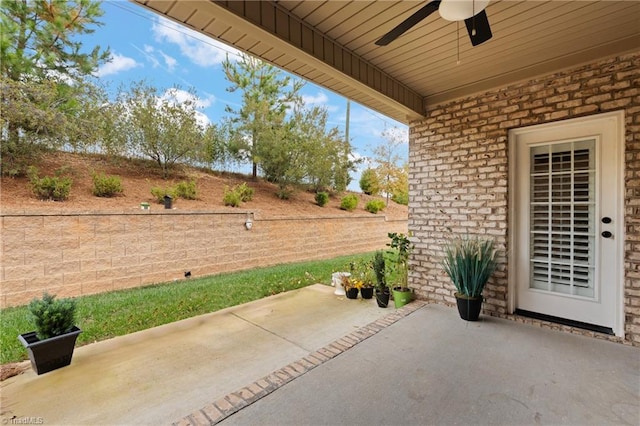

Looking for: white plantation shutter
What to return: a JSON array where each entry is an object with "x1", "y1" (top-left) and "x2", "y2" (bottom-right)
[{"x1": 529, "y1": 140, "x2": 595, "y2": 298}]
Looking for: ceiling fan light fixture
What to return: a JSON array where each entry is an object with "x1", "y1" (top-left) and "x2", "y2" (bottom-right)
[{"x1": 439, "y1": 0, "x2": 490, "y2": 21}]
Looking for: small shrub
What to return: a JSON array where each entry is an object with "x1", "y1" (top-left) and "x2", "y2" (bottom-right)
[
  {"x1": 223, "y1": 186, "x2": 241, "y2": 207},
  {"x1": 392, "y1": 191, "x2": 409, "y2": 206},
  {"x1": 174, "y1": 180, "x2": 198, "y2": 200},
  {"x1": 315, "y1": 191, "x2": 329, "y2": 207},
  {"x1": 151, "y1": 186, "x2": 175, "y2": 204},
  {"x1": 276, "y1": 187, "x2": 293, "y2": 200},
  {"x1": 92, "y1": 172, "x2": 123, "y2": 197},
  {"x1": 340, "y1": 194, "x2": 359, "y2": 211},
  {"x1": 236, "y1": 182, "x2": 254, "y2": 202},
  {"x1": 27, "y1": 166, "x2": 72, "y2": 201},
  {"x1": 359, "y1": 168, "x2": 380, "y2": 195},
  {"x1": 365, "y1": 199, "x2": 386, "y2": 214},
  {"x1": 222, "y1": 182, "x2": 253, "y2": 206},
  {"x1": 28, "y1": 293, "x2": 77, "y2": 340}
]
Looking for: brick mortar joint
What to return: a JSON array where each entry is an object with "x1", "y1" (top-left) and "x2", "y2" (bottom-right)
[{"x1": 173, "y1": 300, "x2": 428, "y2": 425}]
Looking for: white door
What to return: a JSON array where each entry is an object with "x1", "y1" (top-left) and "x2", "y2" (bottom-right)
[{"x1": 509, "y1": 111, "x2": 624, "y2": 336}]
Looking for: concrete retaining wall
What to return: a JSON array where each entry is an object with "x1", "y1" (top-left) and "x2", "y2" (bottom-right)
[{"x1": 0, "y1": 210, "x2": 407, "y2": 307}]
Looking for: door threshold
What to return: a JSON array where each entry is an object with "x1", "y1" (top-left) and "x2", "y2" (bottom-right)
[{"x1": 514, "y1": 309, "x2": 614, "y2": 336}]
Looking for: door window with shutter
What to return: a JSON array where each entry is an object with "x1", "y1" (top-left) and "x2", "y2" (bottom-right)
[{"x1": 529, "y1": 140, "x2": 595, "y2": 298}]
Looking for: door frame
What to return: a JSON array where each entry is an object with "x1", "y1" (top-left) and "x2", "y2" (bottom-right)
[{"x1": 507, "y1": 110, "x2": 625, "y2": 337}]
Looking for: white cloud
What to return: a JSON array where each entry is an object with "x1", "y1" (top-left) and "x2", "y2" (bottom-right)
[
  {"x1": 382, "y1": 126, "x2": 409, "y2": 145},
  {"x1": 301, "y1": 92, "x2": 328, "y2": 106},
  {"x1": 159, "y1": 51, "x2": 177, "y2": 72},
  {"x1": 162, "y1": 88, "x2": 215, "y2": 109},
  {"x1": 151, "y1": 16, "x2": 238, "y2": 67},
  {"x1": 193, "y1": 110, "x2": 212, "y2": 128},
  {"x1": 159, "y1": 88, "x2": 215, "y2": 128},
  {"x1": 140, "y1": 44, "x2": 161, "y2": 68},
  {"x1": 134, "y1": 44, "x2": 178, "y2": 75},
  {"x1": 301, "y1": 91, "x2": 340, "y2": 113},
  {"x1": 96, "y1": 53, "x2": 140, "y2": 77}
]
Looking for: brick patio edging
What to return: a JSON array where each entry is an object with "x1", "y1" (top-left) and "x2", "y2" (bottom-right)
[{"x1": 173, "y1": 300, "x2": 429, "y2": 426}]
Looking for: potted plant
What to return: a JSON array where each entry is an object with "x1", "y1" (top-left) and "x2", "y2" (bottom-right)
[
  {"x1": 358, "y1": 260, "x2": 375, "y2": 300},
  {"x1": 442, "y1": 235, "x2": 498, "y2": 321},
  {"x1": 18, "y1": 293, "x2": 82, "y2": 375},
  {"x1": 341, "y1": 273, "x2": 360, "y2": 299},
  {"x1": 372, "y1": 250, "x2": 390, "y2": 307},
  {"x1": 387, "y1": 232, "x2": 413, "y2": 308}
]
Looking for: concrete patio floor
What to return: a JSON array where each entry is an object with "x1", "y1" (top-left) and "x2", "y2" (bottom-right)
[
  {"x1": 219, "y1": 304, "x2": 640, "y2": 426},
  {"x1": 1, "y1": 284, "x2": 638, "y2": 426},
  {"x1": 0, "y1": 284, "x2": 392, "y2": 425}
]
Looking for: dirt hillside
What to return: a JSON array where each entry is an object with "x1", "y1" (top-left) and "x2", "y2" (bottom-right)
[{"x1": 0, "y1": 152, "x2": 408, "y2": 220}]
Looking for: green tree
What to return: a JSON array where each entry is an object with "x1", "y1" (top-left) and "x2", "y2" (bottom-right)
[
  {"x1": 1, "y1": 0, "x2": 110, "y2": 175},
  {"x1": 258, "y1": 104, "x2": 354, "y2": 198},
  {"x1": 259, "y1": 120, "x2": 300, "y2": 199},
  {"x1": 197, "y1": 119, "x2": 240, "y2": 172},
  {"x1": 391, "y1": 164, "x2": 409, "y2": 205},
  {"x1": 115, "y1": 82, "x2": 205, "y2": 178},
  {"x1": 93, "y1": 92, "x2": 128, "y2": 158},
  {"x1": 359, "y1": 168, "x2": 381, "y2": 195},
  {"x1": 371, "y1": 127, "x2": 408, "y2": 206},
  {"x1": 300, "y1": 106, "x2": 354, "y2": 193},
  {"x1": 222, "y1": 53, "x2": 303, "y2": 179},
  {"x1": 1, "y1": 0, "x2": 109, "y2": 80}
]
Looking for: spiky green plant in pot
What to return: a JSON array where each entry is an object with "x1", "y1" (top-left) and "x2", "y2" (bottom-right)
[{"x1": 442, "y1": 235, "x2": 498, "y2": 299}]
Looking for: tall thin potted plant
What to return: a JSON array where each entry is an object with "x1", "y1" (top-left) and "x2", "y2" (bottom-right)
[
  {"x1": 442, "y1": 235, "x2": 498, "y2": 321},
  {"x1": 372, "y1": 250, "x2": 389, "y2": 307},
  {"x1": 387, "y1": 232, "x2": 413, "y2": 308}
]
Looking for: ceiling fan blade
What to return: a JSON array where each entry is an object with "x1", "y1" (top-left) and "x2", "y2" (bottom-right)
[
  {"x1": 464, "y1": 9, "x2": 492, "y2": 46},
  {"x1": 375, "y1": 0, "x2": 442, "y2": 46}
]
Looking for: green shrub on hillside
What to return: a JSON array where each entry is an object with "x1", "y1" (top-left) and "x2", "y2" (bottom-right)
[
  {"x1": 223, "y1": 186, "x2": 241, "y2": 207},
  {"x1": 174, "y1": 180, "x2": 198, "y2": 200},
  {"x1": 276, "y1": 187, "x2": 293, "y2": 200},
  {"x1": 359, "y1": 168, "x2": 380, "y2": 195},
  {"x1": 340, "y1": 194, "x2": 359, "y2": 211},
  {"x1": 92, "y1": 172, "x2": 123, "y2": 197},
  {"x1": 150, "y1": 186, "x2": 175, "y2": 204},
  {"x1": 27, "y1": 166, "x2": 72, "y2": 201},
  {"x1": 365, "y1": 199, "x2": 386, "y2": 214},
  {"x1": 392, "y1": 191, "x2": 409, "y2": 206},
  {"x1": 236, "y1": 182, "x2": 254, "y2": 202},
  {"x1": 315, "y1": 191, "x2": 329, "y2": 207},
  {"x1": 222, "y1": 182, "x2": 253, "y2": 207}
]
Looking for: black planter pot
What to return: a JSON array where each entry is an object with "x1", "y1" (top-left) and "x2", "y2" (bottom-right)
[
  {"x1": 360, "y1": 287, "x2": 374, "y2": 299},
  {"x1": 18, "y1": 326, "x2": 82, "y2": 375},
  {"x1": 345, "y1": 288, "x2": 359, "y2": 299},
  {"x1": 375, "y1": 288, "x2": 390, "y2": 308},
  {"x1": 455, "y1": 293, "x2": 483, "y2": 321}
]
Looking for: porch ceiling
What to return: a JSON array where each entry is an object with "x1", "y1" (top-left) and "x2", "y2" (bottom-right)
[{"x1": 132, "y1": 0, "x2": 640, "y2": 124}]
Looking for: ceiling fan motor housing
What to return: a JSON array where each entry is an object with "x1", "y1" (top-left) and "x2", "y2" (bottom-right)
[{"x1": 439, "y1": 0, "x2": 490, "y2": 21}]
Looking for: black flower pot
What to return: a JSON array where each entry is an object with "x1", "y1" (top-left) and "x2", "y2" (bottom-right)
[
  {"x1": 455, "y1": 293, "x2": 483, "y2": 321},
  {"x1": 345, "y1": 288, "x2": 359, "y2": 299},
  {"x1": 18, "y1": 326, "x2": 82, "y2": 375},
  {"x1": 375, "y1": 289, "x2": 390, "y2": 308},
  {"x1": 360, "y1": 287, "x2": 374, "y2": 299}
]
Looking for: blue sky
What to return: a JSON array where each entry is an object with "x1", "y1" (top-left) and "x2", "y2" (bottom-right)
[{"x1": 84, "y1": 1, "x2": 408, "y2": 188}]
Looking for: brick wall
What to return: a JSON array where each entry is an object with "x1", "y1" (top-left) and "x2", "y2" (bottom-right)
[
  {"x1": 0, "y1": 210, "x2": 407, "y2": 308},
  {"x1": 409, "y1": 51, "x2": 640, "y2": 345}
]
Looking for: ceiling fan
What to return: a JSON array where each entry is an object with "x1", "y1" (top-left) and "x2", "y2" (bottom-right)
[{"x1": 375, "y1": 0, "x2": 492, "y2": 47}]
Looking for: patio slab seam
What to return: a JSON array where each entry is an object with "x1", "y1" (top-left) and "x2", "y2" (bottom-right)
[{"x1": 173, "y1": 300, "x2": 429, "y2": 426}]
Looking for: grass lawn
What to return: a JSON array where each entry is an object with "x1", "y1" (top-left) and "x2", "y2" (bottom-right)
[{"x1": 0, "y1": 253, "x2": 375, "y2": 365}]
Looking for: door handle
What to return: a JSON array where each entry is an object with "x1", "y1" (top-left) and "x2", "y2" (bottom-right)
[{"x1": 601, "y1": 231, "x2": 613, "y2": 238}]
